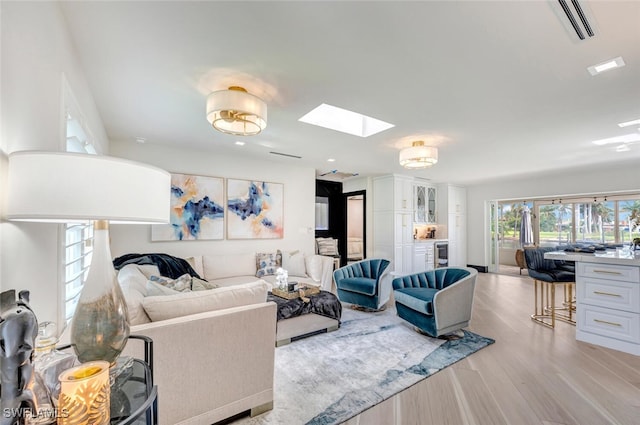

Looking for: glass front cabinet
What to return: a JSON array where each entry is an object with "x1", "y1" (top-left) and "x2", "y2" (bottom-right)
[{"x1": 414, "y1": 184, "x2": 436, "y2": 223}]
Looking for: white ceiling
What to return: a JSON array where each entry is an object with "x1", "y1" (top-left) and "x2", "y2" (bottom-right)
[{"x1": 59, "y1": 0, "x2": 640, "y2": 185}]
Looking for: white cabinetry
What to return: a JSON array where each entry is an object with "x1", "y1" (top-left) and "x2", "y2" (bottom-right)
[
  {"x1": 576, "y1": 262, "x2": 640, "y2": 355},
  {"x1": 413, "y1": 241, "x2": 435, "y2": 273},
  {"x1": 373, "y1": 175, "x2": 414, "y2": 274},
  {"x1": 414, "y1": 182, "x2": 437, "y2": 223},
  {"x1": 437, "y1": 185, "x2": 467, "y2": 267}
]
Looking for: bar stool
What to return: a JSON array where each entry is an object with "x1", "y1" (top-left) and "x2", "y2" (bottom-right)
[{"x1": 524, "y1": 247, "x2": 576, "y2": 328}]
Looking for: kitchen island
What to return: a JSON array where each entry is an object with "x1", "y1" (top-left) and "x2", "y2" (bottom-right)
[{"x1": 545, "y1": 249, "x2": 640, "y2": 355}]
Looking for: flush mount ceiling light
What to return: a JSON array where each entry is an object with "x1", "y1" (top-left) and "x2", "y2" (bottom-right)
[
  {"x1": 587, "y1": 56, "x2": 625, "y2": 76},
  {"x1": 206, "y1": 86, "x2": 267, "y2": 136},
  {"x1": 399, "y1": 141, "x2": 438, "y2": 169},
  {"x1": 299, "y1": 103, "x2": 394, "y2": 137}
]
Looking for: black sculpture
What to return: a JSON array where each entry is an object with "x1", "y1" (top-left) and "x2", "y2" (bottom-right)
[{"x1": 0, "y1": 290, "x2": 38, "y2": 425}]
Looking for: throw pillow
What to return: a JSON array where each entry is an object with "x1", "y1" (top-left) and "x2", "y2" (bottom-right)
[
  {"x1": 255, "y1": 250, "x2": 282, "y2": 278},
  {"x1": 147, "y1": 273, "x2": 193, "y2": 295},
  {"x1": 316, "y1": 237, "x2": 339, "y2": 256},
  {"x1": 281, "y1": 250, "x2": 307, "y2": 277},
  {"x1": 191, "y1": 277, "x2": 219, "y2": 291}
]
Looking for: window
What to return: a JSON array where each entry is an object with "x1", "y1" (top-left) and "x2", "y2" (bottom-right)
[
  {"x1": 497, "y1": 201, "x2": 533, "y2": 250},
  {"x1": 63, "y1": 223, "x2": 93, "y2": 322},
  {"x1": 63, "y1": 111, "x2": 95, "y2": 323},
  {"x1": 499, "y1": 195, "x2": 640, "y2": 250}
]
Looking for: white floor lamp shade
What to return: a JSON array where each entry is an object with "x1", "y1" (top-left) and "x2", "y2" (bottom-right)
[{"x1": 6, "y1": 151, "x2": 170, "y2": 364}]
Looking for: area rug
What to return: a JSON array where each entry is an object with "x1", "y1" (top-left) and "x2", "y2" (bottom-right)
[{"x1": 237, "y1": 307, "x2": 494, "y2": 425}]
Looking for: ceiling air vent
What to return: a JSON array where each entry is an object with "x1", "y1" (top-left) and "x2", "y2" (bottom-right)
[
  {"x1": 318, "y1": 170, "x2": 360, "y2": 179},
  {"x1": 558, "y1": 0, "x2": 595, "y2": 40},
  {"x1": 269, "y1": 151, "x2": 302, "y2": 159}
]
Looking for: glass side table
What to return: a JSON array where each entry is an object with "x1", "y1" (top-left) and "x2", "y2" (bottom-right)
[{"x1": 110, "y1": 358, "x2": 157, "y2": 425}]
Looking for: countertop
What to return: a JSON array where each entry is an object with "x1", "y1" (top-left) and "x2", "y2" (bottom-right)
[
  {"x1": 414, "y1": 238, "x2": 448, "y2": 243},
  {"x1": 545, "y1": 249, "x2": 640, "y2": 267}
]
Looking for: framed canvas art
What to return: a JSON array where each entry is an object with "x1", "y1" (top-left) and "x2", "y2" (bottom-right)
[
  {"x1": 227, "y1": 179, "x2": 284, "y2": 239},
  {"x1": 152, "y1": 173, "x2": 225, "y2": 241}
]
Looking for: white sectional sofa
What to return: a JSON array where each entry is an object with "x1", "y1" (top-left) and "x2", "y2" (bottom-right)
[{"x1": 116, "y1": 251, "x2": 337, "y2": 424}]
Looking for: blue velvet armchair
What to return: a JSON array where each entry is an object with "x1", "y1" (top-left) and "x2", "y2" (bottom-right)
[
  {"x1": 333, "y1": 259, "x2": 391, "y2": 310},
  {"x1": 392, "y1": 267, "x2": 478, "y2": 337}
]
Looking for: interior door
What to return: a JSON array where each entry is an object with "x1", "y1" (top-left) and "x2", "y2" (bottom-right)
[
  {"x1": 344, "y1": 191, "x2": 366, "y2": 262},
  {"x1": 488, "y1": 200, "x2": 499, "y2": 273}
]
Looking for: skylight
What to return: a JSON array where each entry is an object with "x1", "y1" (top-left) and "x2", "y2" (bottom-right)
[
  {"x1": 587, "y1": 56, "x2": 625, "y2": 76},
  {"x1": 299, "y1": 104, "x2": 394, "y2": 137},
  {"x1": 618, "y1": 118, "x2": 640, "y2": 128},
  {"x1": 591, "y1": 133, "x2": 640, "y2": 145}
]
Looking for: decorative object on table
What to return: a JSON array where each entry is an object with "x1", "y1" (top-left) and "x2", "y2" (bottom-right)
[
  {"x1": 206, "y1": 85, "x2": 267, "y2": 136},
  {"x1": 0, "y1": 289, "x2": 38, "y2": 425},
  {"x1": 151, "y1": 173, "x2": 224, "y2": 241},
  {"x1": 6, "y1": 151, "x2": 170, "y2": 365},
  {"x1": 271, "y1": 285, "x2": 320, "y2": 301},
  {"x1": 57, "y1": 361, "x2": 110, "y2": 425},
  {"x1": 227, "y1": 179, "x2": 284, "y2": 239},
  {"x1": 31, "y1": 322, "x2": 76, "y2": 421},
  {"x1": 275, "y1": 268, "x2": 288, "y2": 291}
]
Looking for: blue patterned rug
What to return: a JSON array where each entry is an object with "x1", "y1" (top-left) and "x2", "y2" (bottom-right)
[{"x1": 236, "y1": 306, "x2": 494, "y2": 425}]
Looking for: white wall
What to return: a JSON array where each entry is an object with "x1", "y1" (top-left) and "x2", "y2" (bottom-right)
[
  {"x1": 0, "y1": 1, "x2": 107, "y2": 324},
  {"x1": 466, "y1": 160, "x2": 640, "y2": 268},
  {"x1": 108, "y1": 141, "x2": 317, "y2": 260}
]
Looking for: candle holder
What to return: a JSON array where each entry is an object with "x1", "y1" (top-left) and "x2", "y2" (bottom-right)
[{"x1": 57, "y1": 361, "x2": 110, "y2": 425}]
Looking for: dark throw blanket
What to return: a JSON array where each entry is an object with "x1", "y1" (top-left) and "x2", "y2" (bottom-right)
[
  {"x1": 267, "y1": 291, "x2": 342, "y2": 322},
  {"x1": 113, "y1": 253, "x2": 202, "y2": 279}
]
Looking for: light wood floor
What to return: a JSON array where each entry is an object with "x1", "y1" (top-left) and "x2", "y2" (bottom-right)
[{"x1": 343, "y1": 272, "x2": 640, "y2": 425}]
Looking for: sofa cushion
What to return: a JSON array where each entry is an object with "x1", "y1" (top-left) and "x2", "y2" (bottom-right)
[
  {"x1": 141, "y1": 279, "x2": 270, "y2": 322},
  {"x1": 256, "y1": 251, "x2": 282, "y2": 278},
  {"x1": 149, "y1": 274, "x2": 193, "y2": 292},
  {"x1": 191, "y1": 276, "x2": 219, "y2": 291},
  {"x1": 117, "y1": 264, "x2": 152, "y2": 325},
  {"x1": 185, "y1": 256, "x2": 204, "y2": 278},
  {"x1": 282, "y1": 251, "x2": 308, "y2": 278},
  {"x1": 316, "y1": 237, "x2": 339, "y2": 256},
  {"x1": 305, "y1": 255, "x2": 323, "y2": 282},
  {"x1": 394, "y1": 287, "x2": 439, "y2": 316},
  {"x1": 337, "y1": 277, "x2": 377, "y2": 296},
  {"x1": 203, "y1": 253, "x2": 256, "y2": 280}
]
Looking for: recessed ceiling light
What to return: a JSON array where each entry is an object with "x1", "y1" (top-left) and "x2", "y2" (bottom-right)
[
  {"x1": 327, "y1": 158, "x2": 336, "y2": 162},
  {"x1": 135, "y1": 137, "x2": 146, "y2": 144},
  {"x1": 618, "y1": 118, "x2": 640, "y2": 128},
  {"x1": 235, "y1": 141, "x2": 245, "y2": 146},
  {"x1": 299, "y1": 103, "x2": 394, "y2": 137},
  {"x1": 591, "y1": 133, "x2": 640, "y2": 145},
  {"x1": 616, "y1": 144, "x2": 631, "y2": 152},
  {"x1": 587, "y1": 56, "x2": 625, "y2": 76}
]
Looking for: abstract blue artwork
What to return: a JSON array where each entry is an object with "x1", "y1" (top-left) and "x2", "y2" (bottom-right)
[
  {"x1": 152, "y1": 173, "x2": 224, "y2": 241},
  {"x1": 227, "y1": 179, "x2": 284, "y2": 239}
]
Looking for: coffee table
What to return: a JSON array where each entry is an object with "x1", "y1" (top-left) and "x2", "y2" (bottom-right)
[{"x1": 268, "y1": 290, "x2": 342, "y2": 346}]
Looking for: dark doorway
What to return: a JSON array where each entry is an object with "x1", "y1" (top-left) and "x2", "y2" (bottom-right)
[{"x1": 315, "y1": 180, "x2": 345, "y2": 265}]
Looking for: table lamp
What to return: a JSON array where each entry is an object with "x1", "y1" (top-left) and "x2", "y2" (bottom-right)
[{"x1": 6, "y1": 151, "x2": 170, "y2": 365}]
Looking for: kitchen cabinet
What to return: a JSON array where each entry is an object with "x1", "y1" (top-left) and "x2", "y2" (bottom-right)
[
  {"x1": 576, "y1": 261, "x2": 640, "y2": 355},
  {"x1": 373, "y1": 175, "x2": 414, "y2": 274},
  {"x1": 413, "y1": 241, "x2": 435, "y2": 273},
  {"x1": 437, "y1": 185, "x2": 466, "y2": 267},
  {"x1": 413, "y1": 183, "x2": 436, "y2": 223}
]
